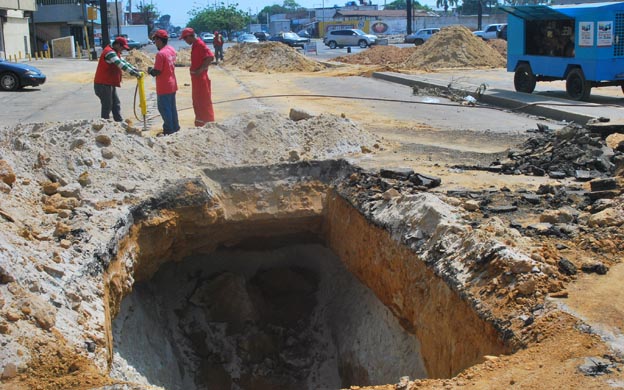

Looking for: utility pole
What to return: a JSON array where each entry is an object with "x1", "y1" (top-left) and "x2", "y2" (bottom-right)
[
  {"x1": 406, "y1": 0, "x2": 412, "y2": 34},
  {"x1": 100, "y1": 0, "x2": 110, "y2": 47},
  {"x1": 115, "y1": 0, "x2": 121, "y2": 35},
  {"x1": 129, "y1": 0, "x2": 132, "y2": 25}
]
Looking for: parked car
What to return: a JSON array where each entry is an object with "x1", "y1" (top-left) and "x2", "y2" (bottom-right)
[
  {"x1": 297, "y1": 29, "x2": 311, "y2": 38},
  {"x1": 497, "y1": 24, "x2": 507, "y2": 41},
  {"x1": 323, "y1": 29, "x2": 377, "y2": 49},
  {"x1": 269, "y1": 32, "x2": 310, "y2": 48},
  {"x1": 404, "y1": 28, "x2": 440, "y2": 45},
  {"x1": 0, "y1": 58, "x2": 46, "y2": 91},
  {"x1": 237, "y1": 34, "x2": 260, "y2": 43},
  {"x1": 473, "y1": 24, "x2": 506, "y2": 40},
  {"x1": 201, "y1": 32, "x2": 214, "y2": 44},
  {"x1": 110, "y1": 39, "x2": 143, "y2": 50},
  {"x1": 254, "y1": 31, "x2": 270, "y2": 41},
  {"x1": 170, "y1": 32, "x2": 178, "y2": 38}
]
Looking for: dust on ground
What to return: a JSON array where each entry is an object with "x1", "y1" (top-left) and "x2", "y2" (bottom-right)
[{"x1": 225, "y1": 41, "x2": 327, "y2": 73}]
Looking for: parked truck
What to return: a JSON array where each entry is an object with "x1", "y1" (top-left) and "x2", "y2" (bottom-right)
[
  {"x1": 94, "y1": 25, "x2": 150, "y2": 47},
  {"x1": 502, "y1": 2, "x2": 624, "y2": 100}
]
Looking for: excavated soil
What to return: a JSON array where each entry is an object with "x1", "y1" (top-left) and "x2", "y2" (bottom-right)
[
  {"x1": 402, "y1": 25, "x2": 506, "y2": 70},
  {"x1": 225, "y1": 42, "x2": 327, "y2": 73},
  {"x1": 333, "y1": 45, "x2": 418, "y2": 67},
  {"x1": 330, "y1": 26, "x2": 506, "y2": 71},
  {"x1": 488, "y1": 39, "x2": 508, "y2": 59},
  {"x1": 175, "y1": 48, "x2": 192, "y2": 67},
  {"x1": 123, "y1": 50, "x2": 154, "y2": 78}
]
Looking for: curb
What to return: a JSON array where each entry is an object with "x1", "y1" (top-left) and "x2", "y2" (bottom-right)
[{"x1": 372, "y1": 72, "x2": 599, "y2": 125}]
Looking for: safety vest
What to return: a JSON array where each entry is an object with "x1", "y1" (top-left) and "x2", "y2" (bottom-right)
[{"x1": 94, "y1": 45, "x2": 122, "y2": 87}]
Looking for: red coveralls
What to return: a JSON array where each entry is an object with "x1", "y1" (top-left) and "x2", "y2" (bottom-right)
[{"x1": 190, "y1": 39, "x2": 215, "y2": 126}]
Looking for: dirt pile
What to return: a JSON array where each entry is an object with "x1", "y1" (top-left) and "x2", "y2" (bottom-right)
[
  {"x1": 226, "y1": 42, "x2": 327, "y2": 73},
  {"x1": 176, "y1": 47, "x2": 192, "y2": 66},
  {"x1": 123, "y1": 50, "x2": 154, "y2": 77},
  {"x1": 488, "y1": 39, "x2": 508, "y2": 58},
  {"x1": 402, "y1": 25, "x2": 506, "y2": 70},
  {"x1": 333, "y1": 45, "x2": 418, "y2": 66}
]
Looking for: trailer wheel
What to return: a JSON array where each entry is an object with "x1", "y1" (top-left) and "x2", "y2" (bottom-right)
[
  {"x1": 514, "y1": 64, "x2": 536, "y2": 94},
  {"x1": 566, "y1": 68, "x2": 591, "y2": 101}
]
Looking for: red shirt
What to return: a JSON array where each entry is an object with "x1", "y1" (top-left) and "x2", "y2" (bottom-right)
[
  {"x1": 153, "y1": 45, "x2": 178, "y2": 95},
  {"x1": 94, "y1": 46, "x2": 122, "y2": 87},
  {"x1": 191, "y1": 39, "x2": 214, "y2": 72}
]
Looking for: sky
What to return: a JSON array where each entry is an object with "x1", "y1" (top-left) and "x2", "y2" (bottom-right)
[{"x1": 152, "y1": 0, "x2": 440, "y2": 27}]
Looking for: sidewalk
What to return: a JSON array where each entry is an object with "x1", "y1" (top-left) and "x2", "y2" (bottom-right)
[{"x1": 373, "y1": 69, "x2": 624, "y2": 125}]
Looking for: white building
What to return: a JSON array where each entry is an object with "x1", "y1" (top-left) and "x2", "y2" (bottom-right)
[{"x1": 0, "y1": 0, "x2": 36, "y2": 59}]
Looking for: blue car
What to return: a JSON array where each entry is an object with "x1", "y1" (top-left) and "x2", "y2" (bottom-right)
[{"x1": 0, "y1": 58, "x2": 46, "y2": 91}]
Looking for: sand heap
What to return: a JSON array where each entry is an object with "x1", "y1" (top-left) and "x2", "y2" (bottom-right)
[
  {"x1": 226, "y1": 41, "x2": 327, "y2": 73},
  {"x1": 176, "y1": 47, "x2": 192, "y2": 66},
  {"x1": 123, "y1": 50, "x2": 154, "y2": 79},
  {"x1": 488, "y1": 39, "x2": 507, "y2": 58},
  {"x1": 333, "y1": 45, "x2": 418, "y2": 66},
  {"x1": 402, "y1": 25, "x2": 506, "y2": 70}
]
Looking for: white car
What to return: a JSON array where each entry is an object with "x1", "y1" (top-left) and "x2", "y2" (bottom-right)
[
  {"x1": 473, "y1": 24, "x2": 506, "y2": 40},
  {"x1": 404, "y1": 28, "x2": 440, "y2": 45}
]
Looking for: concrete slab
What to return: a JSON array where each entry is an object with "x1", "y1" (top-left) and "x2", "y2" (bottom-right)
[{"x1": 373, "y1": 70, "x2": 624, "y2": 125}]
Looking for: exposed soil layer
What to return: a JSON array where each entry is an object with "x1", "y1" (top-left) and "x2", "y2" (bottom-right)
[{"x1": 333, "y1": 45, "x2": 418, "y2": 67}]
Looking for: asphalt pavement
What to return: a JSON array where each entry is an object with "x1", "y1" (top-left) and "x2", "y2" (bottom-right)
[{"x1": 372, "y1": 69, "x2": 624, "y2": 125}]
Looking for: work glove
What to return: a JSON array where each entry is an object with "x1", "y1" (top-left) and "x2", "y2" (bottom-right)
[
  {"x1": 130, "y1": 69, "x2": 141, "y2": 78},
  {"x1": 147, "y1": 66, "x2": 155, "y2": 77}
]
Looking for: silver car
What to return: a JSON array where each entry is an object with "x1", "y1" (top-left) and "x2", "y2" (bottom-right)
[
  {"x1": 404, "y1": 28, "x2": 440, "y2": 45},
  {"x1": 323, "y1": 29, "x2": 377, "y2": 49}
]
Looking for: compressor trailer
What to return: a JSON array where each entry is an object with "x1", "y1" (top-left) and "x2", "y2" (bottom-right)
[{"x1": 502, "y1": 2, "x2": 624, "y2": 101}]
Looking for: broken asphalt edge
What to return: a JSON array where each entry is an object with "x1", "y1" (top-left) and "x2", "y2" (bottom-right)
[{"x1": 372, "y1": 72, "x2": 598, "y2": 125}]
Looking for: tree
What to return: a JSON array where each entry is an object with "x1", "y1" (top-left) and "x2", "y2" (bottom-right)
[
  {"x1": 436, "y1": 0, "x2": 459, "y2": 13},
  {"x1": 187, "y1": 4, "x2": 250, "y2": 38},
  {"x1": 384, "y1": 0, "x2": 430, "y2": 10},
  {"x1": 282, "y1": 0, "x2": 300, "y2": 10},
  {"x1": 136, "y1": 2, "x2": 159, "y2": 32}
]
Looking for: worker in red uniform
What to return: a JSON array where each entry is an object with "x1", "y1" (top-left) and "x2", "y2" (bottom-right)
[
  {"x1": 213, "y1": 30, "x2": 224, "y2": 64},
  {"x1": 93, "y1": 36, "x2": 141, "y2": 121},
  {"x1": 147, "y1": 29, "x2": 179, "y2": 135},
  {"x1": 180, "y1": 27, "x2": 215, "y2": 126}
]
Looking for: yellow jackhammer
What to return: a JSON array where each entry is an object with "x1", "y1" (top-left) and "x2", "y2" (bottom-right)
[{"x1": 137, "y1": 72, "x2": 147, "y2": 132}]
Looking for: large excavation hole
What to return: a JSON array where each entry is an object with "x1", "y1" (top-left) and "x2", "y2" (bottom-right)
[{"x1": 111, "y1": 243, "x2": 427, "y2": 390}]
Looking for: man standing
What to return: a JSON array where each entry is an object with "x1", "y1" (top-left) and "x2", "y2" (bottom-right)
[
  {"x1": 147, "y1": 29, "x2": 180, "y2": 135},
  {"x1": 94, "y1": 36, "x2": 141, "y2": 121},
  {"x1": 181, "y1": 27, "x2": 215, "y2": 126},
  {"x1": 213, "y1": 31, "x2": 224, "y2": 64}
]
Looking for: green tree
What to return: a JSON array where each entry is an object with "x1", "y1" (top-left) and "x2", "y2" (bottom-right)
[
  {"x1": 137, "y1": 2, "x2": 159, "y2": 32},
  {"x1": 436, "y1": 0, "x2": 459, "y2": 13},
  {"x1": 384, "y1": 0, "x2": 430, "y2": 10},
  {"x1": 282, "y1": 0, "x2": 300, "y2": 9},
  {"x1": 187, "y1": 4, "x2": 250, "y2": 38}
]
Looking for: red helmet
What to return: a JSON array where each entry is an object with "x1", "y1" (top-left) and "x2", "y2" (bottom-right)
[
  {"x1": 153, "y1": 29, "x2": 168, "y2": 39},
  {"x1": 180, "y1": 27, "x2": 195, "y2": 39}
]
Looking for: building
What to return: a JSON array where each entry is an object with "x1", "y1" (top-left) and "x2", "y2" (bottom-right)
[
  {"x1": 0, "y1": 0, "x2": 36, "y2": 58},
  {"x1": 331, "y1": 9, "x2": 437, "y2": 34},
  {"x1": 32, "y1": 0, "x2": 94, "y2": 51}
]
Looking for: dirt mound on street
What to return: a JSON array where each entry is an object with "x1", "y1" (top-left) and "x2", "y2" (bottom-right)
[
  {"x1": 333, "y1": 45, "x2": 418, "y2": 66},
  {"x1": 402, "y1": 25, "x2": 506, "y2": 70},
  {"x1": 123, "y1": 50, "x2": 154, "y2": 77},
  {"x1": 488, "y1": 39, "x2": 508, "y2": 59},
  {"x1": 176, "y1": 47, "x2": 192, "y2": 66},
  {"x1": 226, "y1": 42, "x2": 327, "y2": 73}
]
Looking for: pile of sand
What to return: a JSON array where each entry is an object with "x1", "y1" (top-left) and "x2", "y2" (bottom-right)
[
  {"x1": 225, "y1": 42, "x2": 327, "y2": 73},
  {"x1": 333, "y1": 45, "x2": 418, "y2": 66},
  {"x1": 123, "y1": 50, "x2": 154, "y2": 78},
  {"x1": 487, "y1": 39, "x2": 508, "y2": 59},
  {"x1": 402, "y1": 25, "x2": 506, "y2": 70},
  {"x1": 176, "y1": 48, "x2": 192, "y2": 66}
]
